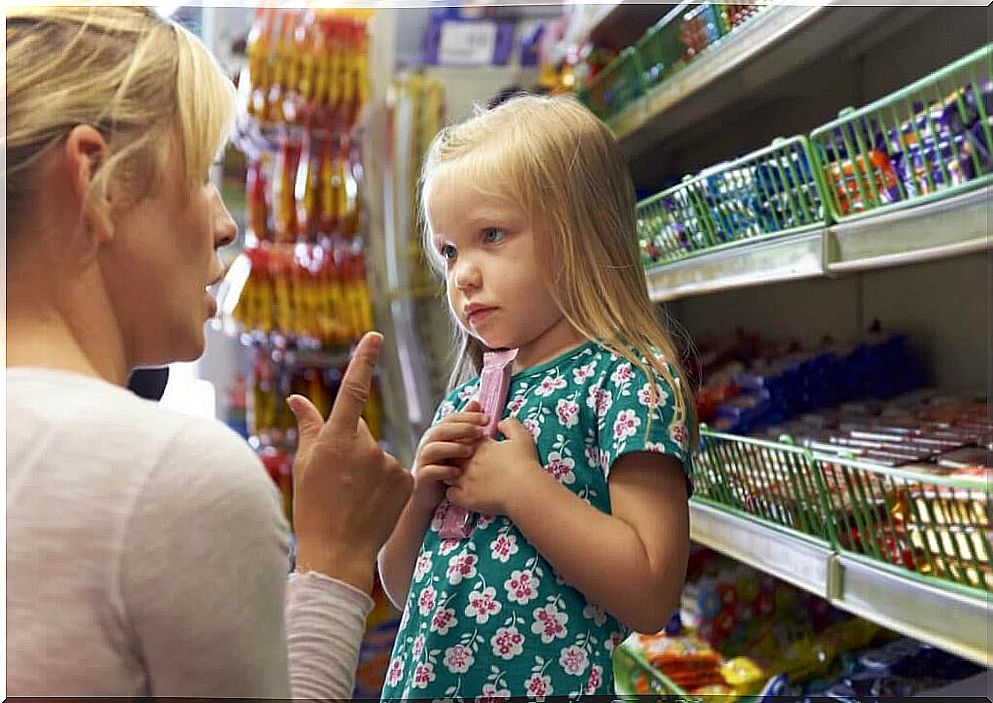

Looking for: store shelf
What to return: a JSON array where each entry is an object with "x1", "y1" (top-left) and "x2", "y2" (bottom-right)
[
  {"x1": 646, "y1": 228, "x2": 825, "y2": 303},
  {"x1": 825, "y1": 185, "x2": 993, "y2": 275},
  {"x1": 587, "y1": 1, "x2": 678, "y2": 50},
  {"x1": 644, "y1": 184, "x2": 992, "y2": 303},
  {"x1": 612, "y1": 2, "x2": 899, "y2": 159},
  {"x1": 689, "y1": 501, "x2": 992, "y2": 667},
  {"x1": 689, "y1": 500, "x2": 834, "y2": 599},
  {"x1": 832, "y1": 554, "x2": 991, "y2": 667}
]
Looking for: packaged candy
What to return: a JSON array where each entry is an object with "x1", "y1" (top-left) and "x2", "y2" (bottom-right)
[{"x1": 439, "y1": 348, "x2": 517, "y2": 539}]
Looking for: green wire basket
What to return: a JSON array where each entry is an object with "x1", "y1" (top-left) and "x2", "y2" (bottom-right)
[
  {"x1": 692, "y1": 428, "x2": 833, "y2": 541},
  {"x1": 579, "y1": 46, "x2": 644, "y2": 122},
  {"x1": 816, "y1": 456, "x2": 992, "y2": 596},
  {"x1": 810, "y1": 43, "x2": 993, "y2": 222},
  {"x1": 637, "y1": 136, "x2": 828, "y2": 268}
]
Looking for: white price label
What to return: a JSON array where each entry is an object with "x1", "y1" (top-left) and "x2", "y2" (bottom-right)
[{"x1": 437, "y1": 22, "x2": 497, "y2": 66}]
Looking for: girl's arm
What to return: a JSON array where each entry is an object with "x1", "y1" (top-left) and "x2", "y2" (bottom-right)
[
  {"x1": 377, "y1": 499, "x2": 437, "y2": 609},
  {"x1": 508, "y1": 451, "x2": 689, "y2": 633},
  {"x1": 446, "y1": 419, "x2": 689, "y2": 634}
]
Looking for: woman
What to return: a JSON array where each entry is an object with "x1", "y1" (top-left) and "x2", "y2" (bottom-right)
[{"x1": 5, "y1": 7, "x2": 412, "y2": 696}]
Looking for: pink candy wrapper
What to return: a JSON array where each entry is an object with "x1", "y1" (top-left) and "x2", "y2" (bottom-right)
[{"x1": 439, "y1": 348, "x2": 518, "y2": 539}]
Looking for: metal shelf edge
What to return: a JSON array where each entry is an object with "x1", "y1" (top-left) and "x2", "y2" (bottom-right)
[
  {"x1": 689, "y1": 500, "x2": 834, "y2": 598},
  {"x1": 832, "y1": 553, "x2": 992, "y2": 667},
  {"x1": 646, "y1": 229, "x2": 826, "y2": 303}
]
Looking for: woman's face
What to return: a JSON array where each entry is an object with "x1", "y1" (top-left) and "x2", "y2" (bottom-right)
[{"x1": 100, "y1": 131, "x2": 236, "y2": 367}]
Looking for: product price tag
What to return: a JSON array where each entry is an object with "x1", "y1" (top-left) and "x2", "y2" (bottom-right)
[{"x1": 437, "y1": 21, "x2": 497, "y2": 66}]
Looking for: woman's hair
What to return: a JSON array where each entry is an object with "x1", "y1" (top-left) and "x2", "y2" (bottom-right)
[
  {"x1": 5, "y1": 6, "x2": 235, "y2": 236},
  {"x1": 420, "y1": 93, "x2": 696, "y2": 445}
]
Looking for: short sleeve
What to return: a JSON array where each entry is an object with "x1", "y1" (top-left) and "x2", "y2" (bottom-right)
[{"x1": 592, "y1": 354, "x2": 691, "y2": 486}]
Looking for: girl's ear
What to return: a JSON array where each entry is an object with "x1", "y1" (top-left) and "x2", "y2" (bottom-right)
[{"x1": 64, "y1": 124, "x2": 115, "y2": 245}]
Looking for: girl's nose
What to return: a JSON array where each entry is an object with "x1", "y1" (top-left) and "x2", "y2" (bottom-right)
[{"x1": 454, "y1": 259, "x2": 481, "y2": 291}]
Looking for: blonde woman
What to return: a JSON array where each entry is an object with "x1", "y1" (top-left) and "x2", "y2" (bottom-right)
[
  {"x1": 5, "y1": 7, "x2": 411, "y2": 696},
  {"x1": 378, "y1": 94, "x2": 695, "y2": 699}
]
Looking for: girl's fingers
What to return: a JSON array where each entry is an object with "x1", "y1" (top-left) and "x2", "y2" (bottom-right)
[
  {"x1": 417, "y1": 440, "x2": 475, "y2": 466},
  {"x1": 436, "y1": 410, "x2": 488, "y2": 427},
  {"x1": 424, "y1": 422, "x2": 484, "y2": 444},
  {"x1": 417, "y1": 463, "x2": 463, "y2": 485}
]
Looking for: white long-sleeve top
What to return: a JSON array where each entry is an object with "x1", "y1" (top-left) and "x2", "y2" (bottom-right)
[{"x1": 6, "y1": 368, "x2": 373, "y2": 698}]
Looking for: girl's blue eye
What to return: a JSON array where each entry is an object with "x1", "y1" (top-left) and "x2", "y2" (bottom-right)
[
  {"x1": 440, "y1": 243, "x2": 457, "y2": 261},
  {"x1": 483, "y1": 228, "x2": 505, "y2": 243}
]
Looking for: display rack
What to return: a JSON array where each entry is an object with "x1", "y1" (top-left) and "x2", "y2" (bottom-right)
[
  {"x1": 645, "y1": 183, "x2": 991, "y2": 302},
  {"x1": 609, "y1": 2, "x2": 993, "y2": 690}
]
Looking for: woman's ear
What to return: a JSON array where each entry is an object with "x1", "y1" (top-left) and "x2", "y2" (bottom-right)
[{"x1": 63, "y1": 124, "x2": 114, "y2": 244}]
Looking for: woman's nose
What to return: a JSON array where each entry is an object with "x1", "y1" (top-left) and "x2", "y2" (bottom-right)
[{"x1": 211, "y1": 186, "x2": 238, "y2": 248}]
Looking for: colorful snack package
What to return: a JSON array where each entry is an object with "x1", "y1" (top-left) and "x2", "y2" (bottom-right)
[{"x1": 439, "y1": 348, "x2": 518, "y2": 539}]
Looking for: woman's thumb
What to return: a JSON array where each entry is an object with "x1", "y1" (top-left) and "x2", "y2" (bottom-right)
[{"x1": 286, "y1": 395, "x2": 323, "y2": 449}]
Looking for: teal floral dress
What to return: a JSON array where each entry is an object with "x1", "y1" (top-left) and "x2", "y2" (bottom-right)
[{"x1": 382, "y1": 341, "x2": 690, "y2": 701}]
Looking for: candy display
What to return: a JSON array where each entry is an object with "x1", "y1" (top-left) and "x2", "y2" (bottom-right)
[
  {"x1": 638, "y1": 137, "x2": 826, "y2": 266},
  {"x1": 812, "y1": 46, "x2": 992, "y2": 219},
  {"x1": 619, "y1": 549, "x2": 984, "y2": 701},
  {"x1": 579, "y1": 0, "x2": 772, "y2": 119}
]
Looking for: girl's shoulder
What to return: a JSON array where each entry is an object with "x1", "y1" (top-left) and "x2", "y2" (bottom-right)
[{"x1": 587, "y1": 343, "x2": 682, "y2": 387}]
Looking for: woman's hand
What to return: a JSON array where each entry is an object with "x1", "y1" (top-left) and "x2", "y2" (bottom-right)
[
  {"x1": 287, "y1": 332, "x2": 413, "y2": 594},
  {"x1": 411, "y1": 400, "x2": 488, "y2": 513},
  {"x1": 445, "y1": 418, "x2": 542, "y2": 516}
]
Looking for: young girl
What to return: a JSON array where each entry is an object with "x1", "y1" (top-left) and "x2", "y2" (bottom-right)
[{"x1": 378, "y1": 94, "x2": 694, "y2": 700}]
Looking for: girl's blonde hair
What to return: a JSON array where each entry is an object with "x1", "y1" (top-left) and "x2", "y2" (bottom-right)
[
  {"x1": 421, "y1": 94, "x2": 696, "y2": 446},
  {"x1": 5, "y1": 6, "x2": 235, "y2": 236}
]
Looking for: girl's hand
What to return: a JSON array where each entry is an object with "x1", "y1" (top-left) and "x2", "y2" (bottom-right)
[
  {"x1": 446, "y1": 418, "x2": 543, "y2": 516},
  {"x1": 412, "y1": 400, "x2": 488, "y2": 512}
]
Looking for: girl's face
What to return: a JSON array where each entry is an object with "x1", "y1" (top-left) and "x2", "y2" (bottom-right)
[
  {"x1": 426, "y1": 168, "x2": 583, "y2": 368},
  {"x1": 101, "y1": 130, "x2": 236, "y2": 367}
]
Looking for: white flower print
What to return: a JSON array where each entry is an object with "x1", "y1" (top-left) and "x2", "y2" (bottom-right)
[
  {"x1": 587, "y1": 385, "x2": 613, "y2": 416},
  {"x1": 582, "y1": 603, "x2": 608, "y2": 627},
  {"x1": 585, "y1": 443, "x2": 600, "y2": 469},
  {"x1": 438, "y1": 538, "x2": 461, "y2": 556},
  {"x1": 544, "y1": 451, "x2": 576, "y2": 485},
  {"x1": 585, "y1": 664, "x2": 604, "y2": 694},
  {"x1": 386, "y1": 656, "x2": 405, "y2": 687},
  {"x1": 411, "y1": 633, "x2": 427, "y2": 659},
  {"x1": 535, "y1": 373, "x2": 567, "y2": 397},
  {"x1": 610, "y1": 362, "x2": 634, "y2": 387},
  {"x1": 644, "y1": 440, "x2": 667, "y2": 454},
  {"x1": 446, "y1": 553, "x2": 478, "y2": 585},
  {"x1": 598, "y1": 448, "x2": 612, "y2": 475},
  {"x1": 430, "y1": 606, "x2": 457, "y2": 635},
  {"x1": 554, "y1": 398, "x2": 580, "y2": 429},
  {"x1": 477, "y1": 513, "x2": 496, "y2": 530},
  {"x1": 490, "y1": 626, "x2": 525, "y2": 660},
  {"x1": 412, "y1": 661, "x2": 436, "y2": 690},
  {"x1": 559, "y1": 645, "x2": 590, "y2": 676},
  {"x1": 504, "y1": 570, "x2": 540, "y2": 605},
  {"x1": 414, "y1": 552, "x2": 433, "y2": 582},
  {"x1": 437, "y1": 400, "x2": 456, "y2": 419},
  {"x1": 531, "y1": 603, "x2": 569, "y2": 644},
  {"x1": 521, "y1": 418, "x2": 541, "y2": 441},
  {"x1": 637, "y1": 381, "x2": 668, "y2": 408},
  {"x1": 476, "y1": 683, "x2": 511, "y2": 703},
  {"x1": 573, "y1": 361, "x2": 596, "y2": 385},
  {"x1": 443, "y1": 644, "x2": 475, "y2": 674},
  {"x1": 430, "y1": 502, "x2": 450, "y2": 532},
  {"x1": 670, "y1": 422, "x2": 689, "y2": 450},
  {"x1": 506, "y1": 395, "x2": 527, "y2": 416},
  {"x1": 490, "y1": 533, "x2": 519, "y2": 563},
  {"x1": 417, "y1": 585, "x2": 437, "y2": 616},
  {"x1": 605, "y1": 630, "x2": 625, "y2": 652},
  {"x1": 465, "y1": 586, "x2": 502, "y2": 624},
  {"x1": 525, "y1": 672, "x2": 553, "y2": 701},
  {"x1": 458, "y1": 384, "x2": 478, "y2": 402},
  {"x1": 613, "y1": 409, "x2": 641, "y2": 441}
]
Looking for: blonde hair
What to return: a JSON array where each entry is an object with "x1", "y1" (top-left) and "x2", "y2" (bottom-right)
[
  {"x1": 421, "y1": 94, "x2": 696, "y2": 446},
  {"x1": 5, "y1": 6, "x2": 235, "y2": 236}
]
